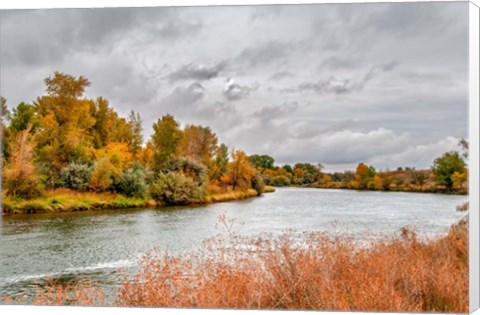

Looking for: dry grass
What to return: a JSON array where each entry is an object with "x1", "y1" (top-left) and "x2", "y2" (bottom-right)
[
  {"x1": 206, "y1": 189, "x2": 258, "y2": 203},
  {"x1": 5, "y1": 218, "x2": 469, "y2": 312},
  {"x1": 264, "y1": 185, "x2": 276, "y2": 193}
]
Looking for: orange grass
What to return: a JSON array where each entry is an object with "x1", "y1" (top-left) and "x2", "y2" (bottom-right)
[{"x1": 6, "y1": 218, "x2": 468, "y2": 312}]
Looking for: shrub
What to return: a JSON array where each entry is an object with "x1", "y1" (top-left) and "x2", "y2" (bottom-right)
[
  {"x1": 3, "y1": 127, "x2": 44, "y2": 199},
  {"x1": 150, "y1": 172, "x2": 207, "y2": 205},
  {"x1": 89, "y1": 158, "x2": 121, "y2": 192},
  {"x1": 251, "y1": 173, "x2": 265, "y2": 195},
  {"x1": 111, "y1": 166, "x2": 147, "y2": 198},
  {"x1": 57, "y1": 162, "x2": 92, "y2": 191}
]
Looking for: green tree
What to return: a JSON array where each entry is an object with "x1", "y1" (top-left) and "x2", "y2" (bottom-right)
[
  {"x1": 250, "y1": 154, "x2": 275, "y2": 171},
  {"x1": 433, "y1": 151, "x2": 466, "y2": 189},
  {"x1": 151, "y1": 115, "x2": 183, "y2": 172},
  {"x1": 9, "y1": 102, "x2": 40, "y2": 134},
  {"x1": 211, "y1": 143, "x2": 229, "y2": 181}
]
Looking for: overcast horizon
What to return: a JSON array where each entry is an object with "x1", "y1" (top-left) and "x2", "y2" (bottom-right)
[{"x1": 0, "y1": 2, "x2": 469, "y2": 172}]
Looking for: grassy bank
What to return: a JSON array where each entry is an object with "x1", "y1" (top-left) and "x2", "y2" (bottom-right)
[
  {"x1": 1, "y1": 189, "x2": 153, "y2": 215},
  {"x1": 2, "y1": 186, "x2": 276, "y2": 215},
  {"x1": 7, "y1": 218, "x2": 468, "y2": 312}
]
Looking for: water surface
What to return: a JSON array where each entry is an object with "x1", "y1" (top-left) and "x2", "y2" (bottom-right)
[{"x1": 0, "y1": 187, "x2": 467, "y2": 301}]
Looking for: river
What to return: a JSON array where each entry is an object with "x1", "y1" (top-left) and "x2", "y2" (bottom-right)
[{"x1": 0, "y1": 187, "x2": 468, "y2": 302}]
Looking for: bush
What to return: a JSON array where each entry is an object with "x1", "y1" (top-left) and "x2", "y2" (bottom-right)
[
  {"x1": 89, "y1": 158, "x2": 122, "y2": 192},
  {"x1": 150, "y1": 172, "x2": 207, "y2": 205},
  {"x1": 111, "y1": 166, "x2": 147, "y2": 198},
  {"x1": 251, "y1": 173, "x2": 265, "y2": 195},
  {"x1": 57, "y1": 162, "x2": 92, "y2": 191}
]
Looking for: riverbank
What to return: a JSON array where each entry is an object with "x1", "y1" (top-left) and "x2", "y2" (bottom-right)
[
  {"x1": 7, "y1": 218, "x2": 468, "y2": 312},
  {"x1": 297, "y1": 182, "x2": 468, "y2": 195},
  {"x1": 1, "y1": 186, "x2": 276, "y2": 215}
]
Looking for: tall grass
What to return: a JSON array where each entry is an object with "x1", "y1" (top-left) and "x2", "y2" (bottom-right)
[{"x1": 5, "y1": 218, "x2": 468, "y2": 312}]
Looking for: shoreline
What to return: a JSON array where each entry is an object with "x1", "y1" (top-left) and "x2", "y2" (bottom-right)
[
  {"x1": 281, "y1": 184, "x2": 468, "y2": 196},
  {"x1": 1, "y1": 186, "x2": 276, "y2": 216}
]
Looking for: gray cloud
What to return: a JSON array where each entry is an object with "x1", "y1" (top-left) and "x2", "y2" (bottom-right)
[
  {"x1": 236, "y1": 41, "x2": 291, "y2": 67},
  {"x1": 223, "y1": 78, "x2": 258, "y2": 101},
  {"x1": 1, "y1": 7, "x2": 202, "y2": 66},
  {"x1": 160, "y1": 82, "x2": 205, "y2": 113},
  {"x1": 319, "y1": 57, "x2": 360, "y2": 70},
  {"x1": 166, "y1": 60, "x2": 229, "y2": 83},
  {"x1": 291, "y1": 61, "x2": 398, "y2": 95},
  {"x1": 254, "y1": 102, "x2": 299, "y2": 122},
  {"x1": 270, "y1": 71, "x2": 294, "y2": 81}
]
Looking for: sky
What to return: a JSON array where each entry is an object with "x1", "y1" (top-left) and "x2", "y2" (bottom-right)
[{"x1": 0, "y1": 2, "x2": 469, "y2": 171}]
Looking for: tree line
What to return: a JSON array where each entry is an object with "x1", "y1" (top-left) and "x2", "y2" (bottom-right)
[
  {"x1": 1, "y1": 72, "x2": 263, "y2": 205},
  {"x1": 250, "y1": 141, "x2": 468, "y2": 194}
]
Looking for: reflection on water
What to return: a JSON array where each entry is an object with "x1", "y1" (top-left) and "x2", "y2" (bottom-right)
[{"x1": 0, "y1": 187, "x2": 467, "y2": 302}]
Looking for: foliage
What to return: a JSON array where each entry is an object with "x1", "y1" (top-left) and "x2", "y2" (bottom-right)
[
  {"x1": 251, "y1": 173, "x2": 265, "y2": 195},
  {"x1": 432, "y1": 151, "x2": 466, "y2": 189},
  {"x1": 179, "y1": 124, "x2": 218, "y2": 167},
  {"x1": 89, "y1": 158, "x2": 122, "y2": 192},
  {"x1": 150, "y1": 172, "x2": 207, "y2": 205},
  {"x1": 58, "y1": 162, "x2": 93, "y2": 191},
  {"x1": 227, "y1": 150, "x2": 256, "y2": 190},
  {"x1": 111, "y1": 166, "x2": 148, "y2": 198},
  {"x1": 3, "y1": 127, "x2": 44, "y2": 199},
  {"x1": 151, "y1": 115, "x2": 183, "y2": 172},
  {"x1": 349, "y1": 163, "x2": 376, "y2": 190},
  {"x1": 250, "y1": 154, "x2": 275, "y2": 171}
]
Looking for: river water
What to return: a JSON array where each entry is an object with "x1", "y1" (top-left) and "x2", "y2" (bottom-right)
[{"x1": 0, "y1": 187, "x2": 468, "y2": 302}]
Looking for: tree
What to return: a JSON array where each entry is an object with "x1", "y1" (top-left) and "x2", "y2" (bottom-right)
[
  {"x1": 128, "y1": 110, "x2": 143, "y2": 156},
  {"x1": 211, "y1": 143, "x2": 229, "y2": 182},
  {"x1": 151, "y1": 115, "x2": 182, "y2": 172},
  {"x1": 9, "y1": 102, "x2": 40, "y2": 134},
  {"x1": 250, "y1": 154, "x2": 275, "y2": 171},
  {"x1": 35, "y1": 72, "x2": 96, "y2": 179},
  {"x1": 227, "y1": 150, "x2": 256, "y2": 190},
  {"x1": 179, "y1": 124, "x2": 218, "y2": 166},
  {"x1": 292, "y1": 163, "x2": 321, "y2": 184},
  {"x1": 349, "y1": 163, "x2": 376, "y2": 190},
  {"x1": 433, "y1": 151, "x2": 466, "y2": 189}
]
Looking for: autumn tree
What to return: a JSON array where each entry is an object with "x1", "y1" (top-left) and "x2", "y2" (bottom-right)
[
  {"x1": 3, "y1": 126, "x2": 44, "y2": 199},
  {"x1": 179, "y1": 124, "x2": 218, "y2": 167},
  {"x1": 292, "y1": 163, "x2": 322, "y2": 185},
  {"x1": 227, "y1": 150, "x2": 256, "y2": 190},
  {"x1": 349, "y1": 163, "x2": 376, "y2": 190},
  {"x1": 35, "y1": 72, "x2": 96, "y2": 181},
  {"x1": 151, "y1": 115, "x2": 183, "y2": 172}
]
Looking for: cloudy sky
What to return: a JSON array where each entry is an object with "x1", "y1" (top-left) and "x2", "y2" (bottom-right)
[{"x1": 0, "y1": 2, "x2": 469, "y2": 171}]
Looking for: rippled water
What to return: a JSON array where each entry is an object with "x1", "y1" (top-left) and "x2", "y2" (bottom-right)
[{"x1": 0, "y1": 187, "x2": 467, "y2": 302}]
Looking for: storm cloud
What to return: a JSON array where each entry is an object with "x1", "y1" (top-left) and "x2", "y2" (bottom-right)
[{"x1": 0, "y1": 2, "x2": 469, "y2": 171}]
